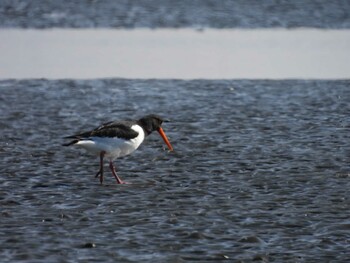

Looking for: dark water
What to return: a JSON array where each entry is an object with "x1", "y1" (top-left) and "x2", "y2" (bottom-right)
[
  {"x1": 1, "y1": 79, "x2": 349, "y2": 262},
  {"x1": 1, "y1": 0, "x2": 350, "y2": 29}
]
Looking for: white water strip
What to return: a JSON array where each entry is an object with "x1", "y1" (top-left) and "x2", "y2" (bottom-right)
[{"x1": 0, "y1": 29, "x2": 349, "y2": 79}]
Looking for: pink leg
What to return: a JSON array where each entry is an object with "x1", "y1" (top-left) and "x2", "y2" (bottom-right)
[
  {"x1": 109, "y1": 161, "x2": 127, "y2": 184},
  {"x1": 95, "y1": 151, "x2": 105, "y2": 184}
]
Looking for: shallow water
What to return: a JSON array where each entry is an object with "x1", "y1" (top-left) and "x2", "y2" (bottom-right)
[
  {"x1": 0, "y1": 79, "x2": 349, "y2": 262},
  {"x1": 1, "y1": 0, "x2": 350, "y2": 29}
]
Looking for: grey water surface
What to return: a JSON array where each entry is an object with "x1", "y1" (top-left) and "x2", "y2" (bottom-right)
[
  {"x1": 1, "y1": 79, "x2": 349, "y2": 262},
  {"x1": 1, "y1": 0, "x2": 350, "y2": 29}
]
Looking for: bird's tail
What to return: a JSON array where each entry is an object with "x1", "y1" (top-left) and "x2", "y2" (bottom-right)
[{"x1": 62, "y1": 139, "x2": 79, "y2": 146}]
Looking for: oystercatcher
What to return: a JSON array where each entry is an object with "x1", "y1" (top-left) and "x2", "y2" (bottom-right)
[{"x1": 63, "y1": 114, "x2": 173, "y2": 184}]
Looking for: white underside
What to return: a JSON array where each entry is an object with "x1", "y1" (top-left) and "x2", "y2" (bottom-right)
[{"x1": 75, "y1": 124, "x2": 145, "y2": 160}]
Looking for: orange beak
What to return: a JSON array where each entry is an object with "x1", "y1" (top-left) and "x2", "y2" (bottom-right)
[{"x1": 157, "y1": 127, "x2": 173, "y2": 151}]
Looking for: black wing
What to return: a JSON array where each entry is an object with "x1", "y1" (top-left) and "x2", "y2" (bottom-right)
[{"x1": 64, "y1": 121, "x2": 139, "y2": 140}]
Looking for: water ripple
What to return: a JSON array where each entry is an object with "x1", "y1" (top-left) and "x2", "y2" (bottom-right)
[{"x1": 0, "y1": 79, "x2": 349, "y2": 262}]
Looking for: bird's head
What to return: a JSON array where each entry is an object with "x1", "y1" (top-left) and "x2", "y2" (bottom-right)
[{"x1": 138, "y1": 114, "x2": 173, "y2": 151}]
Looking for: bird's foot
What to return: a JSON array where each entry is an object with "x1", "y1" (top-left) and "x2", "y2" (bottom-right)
[
  {"x1": 95, "y1": 170, "x2": 104, "y2": 184},
  {"x1": 118, "y1": 180, "x2": 130, "y2": 185},
  {"x1": 95, "y1": 170, "x2": 101, "y2": 178}
]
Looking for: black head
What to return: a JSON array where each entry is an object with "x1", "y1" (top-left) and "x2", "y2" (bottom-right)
[{"x1": 137, "y1": 114, "x2": 164, "y2": 135}]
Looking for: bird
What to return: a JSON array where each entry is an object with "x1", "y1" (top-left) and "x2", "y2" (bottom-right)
[{"x1": 63, "y1": 114, "x2": 173, "y2": 184}]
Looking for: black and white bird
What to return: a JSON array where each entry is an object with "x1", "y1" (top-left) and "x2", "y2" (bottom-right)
[{"x1": 63, "y1": 114, "x2": 173, "y2": 184}]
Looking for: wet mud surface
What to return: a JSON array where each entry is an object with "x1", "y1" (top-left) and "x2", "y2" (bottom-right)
[
  {"x1": 0, "y1": 79, "x2": 349, "y2": 262},
  {"x1": 1, "y1": 0, "x2": 350, "y2": 29}
]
